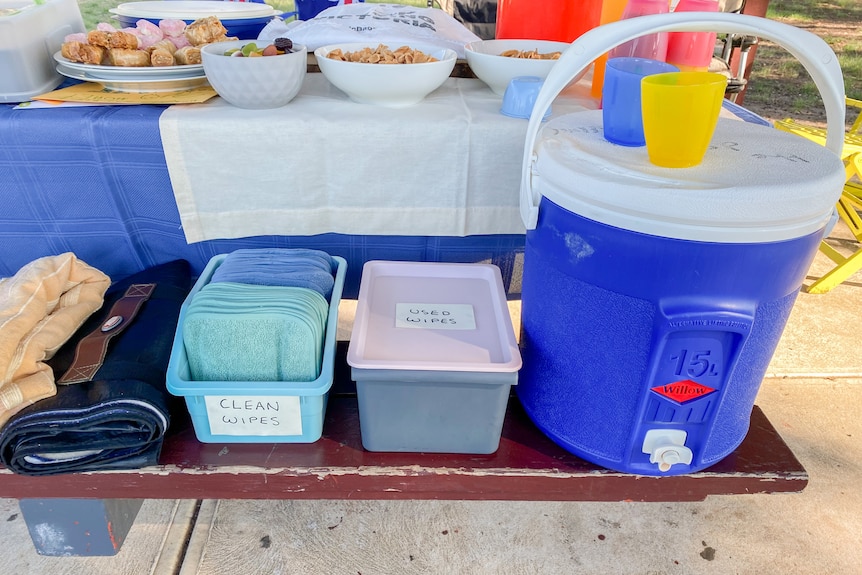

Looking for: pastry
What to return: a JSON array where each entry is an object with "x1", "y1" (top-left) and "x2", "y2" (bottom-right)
[
  {"x1": 184, "y1": 16, "x2": 227, "y2": 46},
  {"x1": 174, "y1": 46, "x2": 202, "y2": 66},
  {"x1": 60, "y1": 41, "x2": 106, "y2": 65},
  {"x1": 148, "y1": 39, "x2": 177, "y2": 67},
  {"x1": 108, "y1": 48, "x2": 151, "y2": 67}
]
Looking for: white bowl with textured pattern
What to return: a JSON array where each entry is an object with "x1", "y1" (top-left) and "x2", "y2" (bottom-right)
[{"x1": 201, "y1": 40, "x2": 307, "y2": 109}]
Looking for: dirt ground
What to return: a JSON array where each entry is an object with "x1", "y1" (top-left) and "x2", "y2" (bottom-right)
[{"x1": 742, "y1": 16, "x2": 860, "y2": 128}]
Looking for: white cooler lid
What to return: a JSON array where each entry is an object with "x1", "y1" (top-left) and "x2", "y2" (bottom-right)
[
  {"x1": 532, "y1": 111, "x2": 846, "y2": 243},
  {"x1": 347, "y1": 261, "x2": 522, "y2": 373}
]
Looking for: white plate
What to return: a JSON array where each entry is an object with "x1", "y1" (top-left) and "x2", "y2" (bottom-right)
[
  {"x1": 109, "y1": 1, "x2": 277, "y2": 20},
  {"x1": 55, "y1": 52, "x2": 204, "y2": 80},
  {"x1": 56, "y1": 64, "x2": 210, "y2": 93}
]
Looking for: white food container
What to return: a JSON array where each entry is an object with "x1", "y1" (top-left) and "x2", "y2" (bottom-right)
[{"x1": 0, "y1": 0, "x2": 85, "y2": 102}]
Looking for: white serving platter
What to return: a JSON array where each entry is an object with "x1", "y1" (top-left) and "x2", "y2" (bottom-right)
[
  {"x1": 55, "y1": 52, "x2": 204, "y2": 80},
  {"x1": 56, "y1": 63, "x2": 209, "y2": 93}
]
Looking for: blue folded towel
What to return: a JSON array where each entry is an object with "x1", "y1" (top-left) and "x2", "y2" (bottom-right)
[{"x1": 210, "y1": 248, "x2": 335, "y2": 299}]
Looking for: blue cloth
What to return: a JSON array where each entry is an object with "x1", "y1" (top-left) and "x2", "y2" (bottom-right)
[
  {"x1": 0, "y1": 103, "x2": 525, "y2": 298},
  {"x1": 210, "y1": 248, "x2": 335, "y2": 299}
]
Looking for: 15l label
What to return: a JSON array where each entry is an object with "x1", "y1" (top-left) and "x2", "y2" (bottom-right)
[{"x1": 395, "y1": 303, "x2": 476, "y2": 330}]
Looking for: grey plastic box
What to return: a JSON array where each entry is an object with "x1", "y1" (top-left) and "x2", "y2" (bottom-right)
[{"x1": 347, "y1": 261, "x2": 522, "y2": 454}]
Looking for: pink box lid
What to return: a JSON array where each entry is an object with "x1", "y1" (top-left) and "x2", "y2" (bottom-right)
[{"x1": 347, "y1": 261, "x2": 522, "y2": 373}]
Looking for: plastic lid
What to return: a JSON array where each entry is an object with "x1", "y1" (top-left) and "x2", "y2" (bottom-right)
[
  {"x1": 110, "y1": 1, "x2": 278, "y2": 19},
  {"x1": 347, "y1": 261, "x2": 522, "y2": 373},
  {"x1": 532, "y1": 111, "x2": 846, "y2": 243}
]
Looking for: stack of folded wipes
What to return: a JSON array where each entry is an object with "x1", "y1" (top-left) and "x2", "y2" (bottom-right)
[{"x1": 182, "y1": 249, "x2": 334, "y2": 382}]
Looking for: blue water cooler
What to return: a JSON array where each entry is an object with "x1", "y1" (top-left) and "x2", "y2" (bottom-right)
[{"x1": 515, "y1": 13, "x2": 848, "y2": 475}]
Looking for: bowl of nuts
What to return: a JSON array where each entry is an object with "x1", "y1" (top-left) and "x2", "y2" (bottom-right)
[
  {"x1": 314, "y1": 43, "x2": 457, "y2": 108},
  {"x1": 464, "y1": 39, "x2": 569, "y2": 96},
  {"x1": 201, "y1": 38, "x2": 307, "y2": 109}
]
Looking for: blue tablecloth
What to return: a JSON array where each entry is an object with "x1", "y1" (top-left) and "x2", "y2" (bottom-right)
[{"x1": 0, "y1": 103, "x2": 524, "y2": 298}]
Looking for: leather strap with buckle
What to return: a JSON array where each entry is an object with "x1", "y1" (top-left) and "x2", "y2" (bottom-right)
[{"x1": 57, "y1": 283, "x2": 156, "y2": 385}]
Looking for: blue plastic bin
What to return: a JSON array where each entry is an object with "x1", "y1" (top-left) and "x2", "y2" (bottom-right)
[
  {"x1": 167, "y1": 252, "x2": 346, "y2": 443},
  {"x1": 114, "y1": 14, "x2": 276, "y2": 40}
]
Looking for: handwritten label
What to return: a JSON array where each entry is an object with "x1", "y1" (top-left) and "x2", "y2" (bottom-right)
[
  {"x1": 205, "y1": 395, "x2": 302, "y2": 436},
  {"x1": 395, "y1": 303, "x2": 476, "y2": 330},
  {"x1": 33, "y1": 82, "x2": 217, "y2": 105}
]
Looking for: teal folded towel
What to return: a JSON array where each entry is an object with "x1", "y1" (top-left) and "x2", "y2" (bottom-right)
[
  {"x1": 183, "y1": 314, "x2": 318, "y2": 382},
  {"x1": 182, "y1": 283, "x2": 328, "y2": 383}
]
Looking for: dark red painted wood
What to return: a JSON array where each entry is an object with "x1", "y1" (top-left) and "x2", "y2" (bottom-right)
[{"x1": 0, "y1": 343, "x2": 806, "y2": 502}]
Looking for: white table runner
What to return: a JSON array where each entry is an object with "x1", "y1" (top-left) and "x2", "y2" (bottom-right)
[{"x1": 159, "y1": 75, "x2": 596, "y2": 243}]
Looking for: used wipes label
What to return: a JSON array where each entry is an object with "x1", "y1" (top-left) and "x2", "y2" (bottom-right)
[
  {"x1": 395, "y1": 303, "x2": 476, "y2": 330},
  {"x1": 205, "y1": 395, "x2": 302, "y2": 436}
]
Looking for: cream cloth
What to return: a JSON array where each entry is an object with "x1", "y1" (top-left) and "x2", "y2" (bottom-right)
[
  {"x1": 0, "y1": 253, "x2": 111, "y2": 427},
  {"x1": 159, "y1": 75, "x2": 597, "y2": 243}
]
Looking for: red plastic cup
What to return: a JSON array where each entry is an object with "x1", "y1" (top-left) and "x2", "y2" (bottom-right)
[{"x1": 496, "y1": 0, "x2": 602, "y2": 42}]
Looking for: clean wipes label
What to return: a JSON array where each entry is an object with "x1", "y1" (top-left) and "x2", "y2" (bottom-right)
[
  {"x1": 395, "y1": 303, "x2": 476, "y2": 330},
  {"x1": 205, "y1": 395, "x2": 302, "y2": 436}
]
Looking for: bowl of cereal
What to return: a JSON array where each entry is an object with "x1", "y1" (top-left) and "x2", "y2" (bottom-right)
[
  {"x1": 314, "y1": 43, "x2": 457, "y2": 108},
  {"x1": 464, "y1": 39, "x2": 568, "y2": 96},
  {"x1": 201, "y1": 38, "x2": 307, "y2": 109}
]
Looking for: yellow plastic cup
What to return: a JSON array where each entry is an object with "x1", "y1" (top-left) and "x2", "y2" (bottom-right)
[{"x1": 640, "y1": 71, "x2": 727, "y2": 168}]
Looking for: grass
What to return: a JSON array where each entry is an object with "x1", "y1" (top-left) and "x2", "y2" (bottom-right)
[{"x1": 743, "y1": 0, "x2": 862, "y2": 127}]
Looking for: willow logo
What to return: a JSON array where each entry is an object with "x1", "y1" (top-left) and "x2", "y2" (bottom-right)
[{"x1": 651, "y1": 380, "x2": 716, "y2": 404}]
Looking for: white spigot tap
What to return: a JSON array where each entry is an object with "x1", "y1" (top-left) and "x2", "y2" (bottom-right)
[{"x1": 642, "y1": 429, "x2": 694, "y2": 473}]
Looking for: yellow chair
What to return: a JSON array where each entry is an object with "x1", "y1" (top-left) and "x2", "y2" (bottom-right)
[{"x1": 774, "y1": 97, "x2": 862, "y2": 293}]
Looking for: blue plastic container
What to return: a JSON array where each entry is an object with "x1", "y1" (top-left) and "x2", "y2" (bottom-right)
[
  {"x1": 115, "y1": 14, "x2": 276, "y2": 40},
  {"x1": 515, "y1": 110, "x2": 845, "y2": 476},
  {"x1": 295, "y1": 0, "x2": 364, "y2": 21},
  {"x1": 167, "y1": 252, "x2": 346, "y2": 443}
]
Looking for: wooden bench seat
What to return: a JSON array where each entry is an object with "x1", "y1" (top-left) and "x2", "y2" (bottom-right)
[{"x1": 0, "y1": 343, "x2": 808, "y2": 504}]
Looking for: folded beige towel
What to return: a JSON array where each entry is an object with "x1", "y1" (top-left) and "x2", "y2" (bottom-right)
[{"x1": 0, "y1": 253, "x2": 110, "y2": 427}]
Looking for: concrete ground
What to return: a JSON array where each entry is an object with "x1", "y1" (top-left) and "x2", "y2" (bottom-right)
[{"x1": 2, "y1": 223, "x2": 861, "y2": 574}]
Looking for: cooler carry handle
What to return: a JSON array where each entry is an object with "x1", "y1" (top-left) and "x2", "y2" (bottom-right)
[{"x1": 520, "y1": 12, "x2": 846, "y2": 230}]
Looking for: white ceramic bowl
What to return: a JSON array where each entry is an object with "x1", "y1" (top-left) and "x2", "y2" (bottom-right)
[
  {"x1": 314, "y1": 42, "x2": 457, "y2": 108},
  {"x1": 465, "y1": 39, "x2": 570, "y2": 96},
  {"x1": 201, "y1": 40, "x2": 307, "y2": 109}
]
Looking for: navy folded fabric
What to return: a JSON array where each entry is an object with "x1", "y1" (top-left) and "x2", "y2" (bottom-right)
[
  {"x1": 210, "y1": 248, "x2": 335, "y2": 299},
  {"x1": 0, "y1": 260, "x2": 192, "y2": 476}
]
